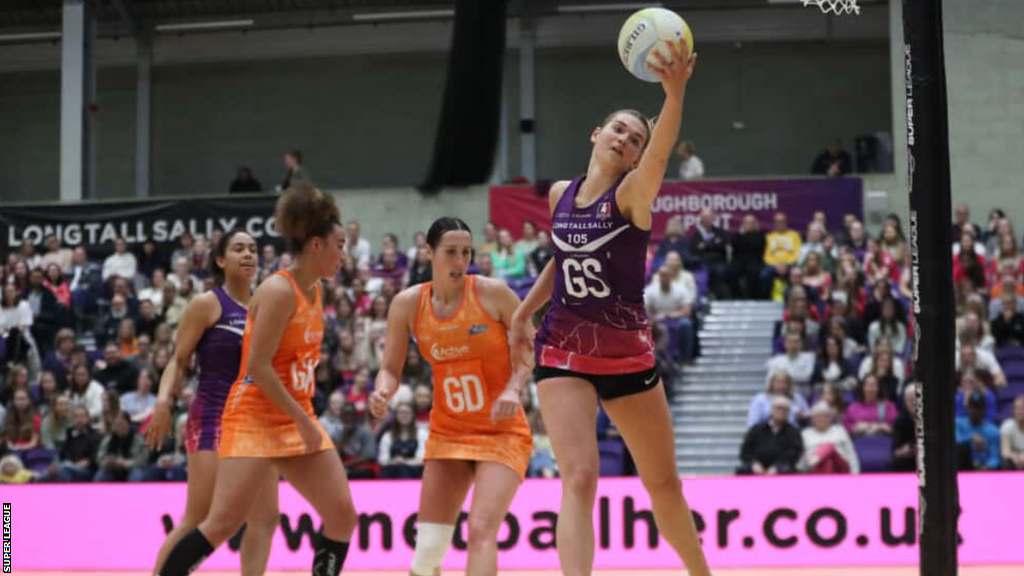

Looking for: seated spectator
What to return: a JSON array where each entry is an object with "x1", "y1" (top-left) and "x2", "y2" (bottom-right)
[
  {"x1": 811, "y1": 138, "x2": 852, "y2": 177},
  {"x1": 378, "y1": 402, "x2": 428, "y2": 479},
  {"x1": 406, "y1": 247, "x2": 432, "y2": 287},
  {"x1": 140, "y1": 416, "x2": 187, "y2": 482},
  {"x1": 40, "y1": 234, "x2": 73, "y2": 275},
  {"x1": 991, "y1": 292, "x2": 1024, "y2": 347},
  {"x1": 134, "y1": 299, "x2": 161, "y2": 341},
  {"x1": 170, "y1": 233, "x2": 195, "y2": 272},
  {"x1": 319, "y1": 391, "x2": 345, "y2": 446},
  {"x1": 989, "y1": 277, "x2": 1024, "y2": 320},
  {"x1": 136, "y1": 239, "x2": 166, "y2": 281},
  {"x1": 493, "y1": 229, "x2": 527, "y2": 281},
  {"x1": 373, "y1": 247, "x2": 407, "y2": 288},
  {"x1": 653, "y1": 216, "x2": 689, "y2": 273},
  {"x1": 954, "y1": 373, "x2": 997, "y2": 425},
  {"x1": 957, "y1": 306, "x2": 995, "y2": 353},
  {"x1": 644, "y1": 264, "x2": 696, "y2": 363},
  {"x1": 515, "y1": 220, "x2": 540, "y2": 257},
  {"x1": 798, "y1": 222, "x2": 827, "y2": 265},
  {"x1": 120, "y1": 368, "x2": 157, "y2": 424},
  {"x1": 737, "y1": 395, "x2": 803, "y2": 475},
  {"x1": 476, "y1": 221, "x2": 499, "y2": 260},
  {"x1": 661, "y1": 251, "x2": 698, "y2": 298},
  {"x1": 0, "y1": 363, "x2": 32, "y2": 407},
  {"x1": 35, "y1": 370, "x2": 60, "y2": 416},
  {"x1": 346, "y1": 367, "x2": 371, "y2": 419},
  {"x1": 228, "y1": 166, "x2": 262, "y2": 193},
  {"x1": 138, "y1": 268, "x2": 167, "y2": 309},
  {"x1": 858, "y1": 339, "x2": 906, "y2": 398},
  {"x1": 868, "y1": 297, "x2": 908, "y2": 355},
  {"x1": 412, "y1": 383, "x2": 432, "y2": 429},
  {"x1": 688, "y1": 209, "x2": 729, "y2": 299},
  {"x1": 167, "y1": 256, "x2": 201, "y2": 294},
  {"x1": 41, "y1": 393, "x2": 72, "y2": 452},
  {"x1": 4, "y1": 388, "x2": 40, "y2": 452},
  {"x1": 766, "y1": 332, "x2": 815, "y2": 391},
  {"x1": 116, "y1": 318, "x2": 139, "y2": 358},
  {"x1": 0, "y1": 454, "x2": 35, "y2": 484},
  {"x1": 819, "y1": 382, "x2": 849, "y2": 423},
  {"x1": 1000, "y1": 396, "x2": 1024, "y2": 470},
  {"x1": 955, "y1": 342, "x2": 1007, "y2": 388},
  {"x1": 799, "y1": 402, "x2": 860, "y2": 474},
  {"x1": 99, "y1": 294, "x2": 132, "y2": 347},
  {"x1": 747, "y1": 370, "x2": 809, "y2": 428},
  {"x1": 864, "y1": 238, "x2": 899, "y2": 286},
  {"x1": 529, "y1": 230, "x2": 554, "y2": 278},
  {"x1": 843, "y1": 221, "x2": 869, "y2": 261},
  {"x1": 844, "y1": 375, "x2": 898, "y2": 437},
  {"x1": 93, "y1": 411, "x2": 147, "y2": 482},
  {"x1": 406, "y1": 231, "x2": 427, "y2": 264},
  {"x1": 802, "y1": 252, "x2": 833, "y2": 303},
  {"x1": 811, "y1": 335, "x2": 856, "y2": 390},
  {"x1": 337, "y1": 403, "x2": 378, "y2": 480},
  {"x1": 782, "y1": 287, "x2": 821, "y2": 346},
  {"x1": 953, "y1": 229, "x2": 987, "y2": 290},
  {"x1": 1, "y1": 284, "x2": 38, "y2": 367},
  {"x1": 95, "y1": 343, "x2": 139, "y2": 395},
  {"x1": 729, "y1": 215, "x2": 766, "y2": 299},
  {"x1": 67, "y1": 363, "x2": 104, "y2": 423},
  {"x1": 51, "y1": 405, "x2": 100, "y2": 481},
  {"x1": 881, "y1": 221, "x2": 908, "y2": 263},
  {"x1": 762, "y1": 212, "x2": 802, "y2": 300},
  {"x1": 888, "y1": 383, "x2": 918, "y2": 472},
  {"x1": 101, "y1": 238, "x2": 137, "y2": 282},
  {"x1": 955, "y1": 391, "x2": 1000, "y2": 471},
  {"x1": 44, "y1": 263, "x2": 71, "y2": 309},
  {"x1": 42, "y1": 327, "x2": 76, "y2": 377},
  {"x1": 99, "y1": 389, "x2": 122, "y2": 434},
  {"x1": 475, "y1": 253, "x2": 495, "y2": 278}
]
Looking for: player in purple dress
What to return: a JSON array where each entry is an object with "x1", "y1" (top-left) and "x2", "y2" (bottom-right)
[
  {"x1": 145, "y1": 230, "x2": 279, "y2": 576},
  {"x1": 511, "y1": 41, "x2": 711, "y2": 576}
]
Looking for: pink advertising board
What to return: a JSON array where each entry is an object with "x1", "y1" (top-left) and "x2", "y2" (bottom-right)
[{"x1": 5, "y1": 473, "x2": 1022, "y2": 570}]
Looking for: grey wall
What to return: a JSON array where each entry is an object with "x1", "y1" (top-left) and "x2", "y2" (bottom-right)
[
  {"x1": 0, "y1": 39, "x2": 891, "y2": 202},
  {"x1": 531, "y1": 41, "x2": 892, "y2": 180}
]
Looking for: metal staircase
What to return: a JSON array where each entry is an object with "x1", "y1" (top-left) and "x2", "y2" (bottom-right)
[{"x1": 672, "y1": 300, "x2": 783, "y2": 476}]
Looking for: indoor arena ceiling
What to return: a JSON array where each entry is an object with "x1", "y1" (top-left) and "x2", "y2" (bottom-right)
[{"x1": 0, "y1": 0, "x2": 887, "y2": 37}]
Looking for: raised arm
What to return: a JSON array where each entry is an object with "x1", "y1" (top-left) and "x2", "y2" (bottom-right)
[{"x1": 618, "y1": 41, "x2": 697, "y2": 225}]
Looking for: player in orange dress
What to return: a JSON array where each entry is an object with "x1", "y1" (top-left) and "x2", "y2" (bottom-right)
[
  {"x1": 157, "y1": 184, "x2": 357, "y2": 576},
  {"x1": 370, "y1": 217, "x2": 532, "y2": 576}
]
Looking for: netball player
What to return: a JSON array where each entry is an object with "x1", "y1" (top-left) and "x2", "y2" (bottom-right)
[
  {"x1": 157, "y1": 184, "x2": 356, "y2": 576},
  {"x1": 145, "y1": 230, "x2": 278, "y2": 576},
  {"x1": 509, "y1": 41, "x2": 712, "y2": 576},
  {"x1": 369, "y1": 217, "x2": 533, "y2": 576}
]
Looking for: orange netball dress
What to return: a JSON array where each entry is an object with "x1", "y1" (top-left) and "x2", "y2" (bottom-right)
[
  {"x1": 412, "y1": 275, "x2": 532, "y2": 477},
  {"x1": 219, "y1": 270, "x2": 334, "y2": 458}
]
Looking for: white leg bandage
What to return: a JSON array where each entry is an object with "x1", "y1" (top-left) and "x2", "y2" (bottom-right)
[{"x1": 410, "y1": 522, "x2": 455, "y2": 576}]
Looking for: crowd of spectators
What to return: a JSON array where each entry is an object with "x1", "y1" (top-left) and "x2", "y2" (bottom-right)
[
  {"x1": 737, "y1": 204, "x2": 1024, "y2": 475},
  {"x1": 3, "y1": 200, "x2": 1023, "y2": 484}
]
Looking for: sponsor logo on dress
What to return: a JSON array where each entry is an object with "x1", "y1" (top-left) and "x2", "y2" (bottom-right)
[
  {"x1": 303, "y1": 327, "x2": 323, "y2": 344},
  {"x1": 597, "y1": 202, "x2": 611, "y2": 219},
  {"x1": 468, "y1": 324, "x2": 488, "y2": 336},
  {"x1": 430, "y1": 342, "x2": 470, "y2": 361}
]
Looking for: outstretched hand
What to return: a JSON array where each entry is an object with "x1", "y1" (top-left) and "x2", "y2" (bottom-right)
[{"x1": 646, "y1": 39, "x2": 697, "y2": 101}]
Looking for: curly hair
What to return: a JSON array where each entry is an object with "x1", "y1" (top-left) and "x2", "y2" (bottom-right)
[{"x1": 274, "y1": 182, "x2": 342, "y2": 254}]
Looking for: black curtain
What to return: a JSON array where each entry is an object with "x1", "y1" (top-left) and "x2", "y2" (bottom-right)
[{"x1": 419, "y1": 0, "x2": 507, "y2": 194}]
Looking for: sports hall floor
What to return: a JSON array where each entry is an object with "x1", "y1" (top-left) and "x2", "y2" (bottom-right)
[{"x1": 20, "y1": 568, "x2": 1024, "y2": 575}]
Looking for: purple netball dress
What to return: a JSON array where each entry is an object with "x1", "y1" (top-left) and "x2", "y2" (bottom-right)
[
  {"x1": 185, "y1": 286, "x2": 248, "y2": 453},
  {"x1": 535, "y1": 174, "x2": 655, "y2": 375}
]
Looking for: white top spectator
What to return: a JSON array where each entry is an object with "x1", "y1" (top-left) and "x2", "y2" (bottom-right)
[
  {"x1": 644, "y1": 265, "x2": 696, "y2": 318},
  {"x1": 766, "y1": 332, "x2": 815, "y2": 387},
  {"x1": 0, "y1": 299, "x2": 33, "y2": 336},
  {"x1": 676, "y1": 140, "x2": 704, "y2": 180},
  {"x1": 102, "y1": 238, "x2": 138, "y2": 281},
  {"x1": 347, "y1": 221, "x2": 373, "y2": 267}
]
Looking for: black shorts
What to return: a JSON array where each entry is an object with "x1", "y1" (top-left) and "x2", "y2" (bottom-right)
[{"x1": 533, "y1": 365, "x2": 661, "y2": 401}]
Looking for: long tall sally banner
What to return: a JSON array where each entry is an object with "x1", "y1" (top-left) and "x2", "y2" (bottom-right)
[
  {"x1": 5, "y1": 474, "x2": 1022, "y2": 570},
  {"x1": 489, "y1": 178, "x2": 863, "y2": 240}
]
